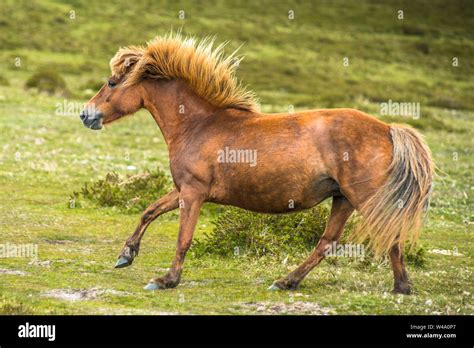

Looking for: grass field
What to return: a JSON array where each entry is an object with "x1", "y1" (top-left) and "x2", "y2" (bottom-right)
[{"x1": 0, "y1": 0, "x2": 472, "y2": 314}]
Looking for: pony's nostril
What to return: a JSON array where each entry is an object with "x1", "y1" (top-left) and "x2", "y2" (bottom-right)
[{"x1": 80, "y1": 110, "x2": 87, "y2": 121}]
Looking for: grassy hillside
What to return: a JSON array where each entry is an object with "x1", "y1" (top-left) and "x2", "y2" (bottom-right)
[
  {"x1": 0, "y1": 0, "x2": 472, "y2": 314},
  {"x1": 2, "y1": 0, "x2": 474, "y2": 110}
]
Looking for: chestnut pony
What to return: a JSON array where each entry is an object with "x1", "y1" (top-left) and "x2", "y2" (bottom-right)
[{"x1": 80, "y1": 33, "x2": 433, "y2": 294}]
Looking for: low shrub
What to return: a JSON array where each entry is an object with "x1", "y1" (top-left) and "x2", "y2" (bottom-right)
[
  {"x1": 192, "y1": 205, "x2": 425, "y2": 267},
  {"x1": 192, "y1": 206, "x2": 332, "y2": 258},
  {"x1": 405, "y1": 244, "x2": 426, "y2": 268},
  {"x1": 0, "y1": 75, "x2": 10, "y2": 86},
  {"x1": 0, "y1": 295, "x2": 32, "y2": 315},
  {"x1": 414, "y1": 42, "x2": 430, "y2": 55},
  {"x1": 401, "y1": 25, "x2": 426, "y2": 36},
  {"x1": 25, "y1": 67, "x2": 68, "y2": 95},
  {"x1": 70, "y1": 167, "x2": 171, "y2": 213},
  {"x1": 429, "y1": 97, "x2": 465, "y2": 110}
]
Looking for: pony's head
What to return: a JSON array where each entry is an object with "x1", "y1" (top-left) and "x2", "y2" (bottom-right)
[
  {"x1": 80, "y1": 33, "x2": 259, "y2": 129},
  {"x1": 80, "y1": 48, "x2": 145, "y2": 130}
]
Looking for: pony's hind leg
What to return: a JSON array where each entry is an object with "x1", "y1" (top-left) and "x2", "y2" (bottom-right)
[
  {"x1": 269, "y1": 196, "x2": 354, "y2": 290},
  {"x1": 115, "y1": 189, "x2": 179, "y2": 268},
  {"x1": 389, "y1": 244, "x2": 411, "y2": 294}
]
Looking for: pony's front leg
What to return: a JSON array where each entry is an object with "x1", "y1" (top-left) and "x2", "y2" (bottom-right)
[
  {"x1": 144, "y1": 187, "x2": 204, "y2": 290},
  {"x1": 115, "y1": 189, "x2": 179, "y2": 268}
]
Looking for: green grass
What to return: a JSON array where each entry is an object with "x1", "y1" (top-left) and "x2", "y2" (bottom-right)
[{"x1": 0, "y1": 0, "x2": 472, "y2": 315}]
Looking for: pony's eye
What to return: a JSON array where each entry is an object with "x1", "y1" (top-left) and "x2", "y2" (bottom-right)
[{"x1": 108, "y1": 80, "x2": 117, "y2": 88}]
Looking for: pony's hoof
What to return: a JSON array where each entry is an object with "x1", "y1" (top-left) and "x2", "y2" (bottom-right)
[
  {"x1": 392, "y1": 281, "x2": 412, "y2": 295},
  {"x1": 144, "y1": 282, "x2": 165, "y2": 291},
  {"x1": 268, "y1": 278, "x2": 299, "y2": 290},
  {"x1": 114, "y1": 256, "x2": 132, "y2": 269},
  {"x1": 267, "y1": 283, "x2": 282, "y2": 291},
  {"x1": 392, "y1": 286, "x2": 412, "y2": 295}
]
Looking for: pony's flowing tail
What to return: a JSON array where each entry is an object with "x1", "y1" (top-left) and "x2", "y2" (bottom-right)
[{"x1": 351, "y1": 124, "x2": 434, "y2": 258}]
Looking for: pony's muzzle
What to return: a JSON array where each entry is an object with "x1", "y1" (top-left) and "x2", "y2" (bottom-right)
[{"x1": 80, "y1": 109, "x2": 103, "y2": 130}]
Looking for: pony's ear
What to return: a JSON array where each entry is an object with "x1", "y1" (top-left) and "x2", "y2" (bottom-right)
[{"x1": 109, "y1": 46, "x2": 144, "y2": 78}]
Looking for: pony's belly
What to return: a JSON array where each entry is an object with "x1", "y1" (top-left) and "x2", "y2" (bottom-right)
[{"x1": 209, "y1": 175, "x2": 339, "y2": 214}]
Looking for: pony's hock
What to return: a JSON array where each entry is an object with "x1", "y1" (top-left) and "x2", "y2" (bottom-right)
[{"x1": 81, "y1": 32, "x2": 434, "y2": 294}]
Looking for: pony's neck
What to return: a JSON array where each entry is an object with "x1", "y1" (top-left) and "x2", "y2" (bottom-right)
[{"x1": 142, "y1": 79, "x2": 218, "y2": 148}]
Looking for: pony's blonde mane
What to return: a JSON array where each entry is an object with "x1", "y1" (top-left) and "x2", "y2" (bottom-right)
[{"x1": 110, "y1": 33, "x2": 259, "y2": 112}]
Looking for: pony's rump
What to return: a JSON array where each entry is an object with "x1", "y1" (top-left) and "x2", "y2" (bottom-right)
[{"x1": 351, "y1": 124, "x2": 434, "y2": 257}]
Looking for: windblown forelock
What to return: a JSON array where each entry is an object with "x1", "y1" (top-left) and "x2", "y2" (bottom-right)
[
  {"x1": 109, "y1": 46, "x2": 145, "y2": 80},
  {"x1": 108, "y1": 32, "x2": 260, "y2": 112}
]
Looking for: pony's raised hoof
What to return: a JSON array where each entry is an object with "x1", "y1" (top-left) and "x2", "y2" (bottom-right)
[
  {"x1": 114, "y1": 256, "x2": 133, "y2": 269},
  {"x1": 115, "y1": 245, "x2": 138, "y2": 268}
]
